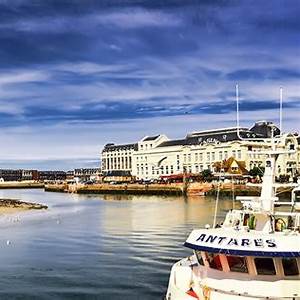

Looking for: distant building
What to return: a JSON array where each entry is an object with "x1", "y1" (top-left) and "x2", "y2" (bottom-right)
[
  {"x1": 102, "y1": 170, "x2": 133, "y2": 183},
  {"x1": 101, "y1": 142, "x2": 137, "y2": 174},
  {"x1": 100, "y1": 121, "x2": 300, "y2": 181},
  {"x1": 38, "y1": 171, "x2": 66, "y2": 181},
  {"x1": 0, "y1": 169, "x2": 23, "y2": 181},
  {"x1": 74, "y1": 168, "x2": 101, "y2": 181},
  {"x1": 66, "y1": 170, "x2": 75, "y2": 180},
  {"x1": 22, "y1": 170, "x2": 39, "y2": 181}
]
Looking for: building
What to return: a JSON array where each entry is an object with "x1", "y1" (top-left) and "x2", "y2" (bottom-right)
[
  {"x1": 102, "y1": 170, "x2": 133, "y2": 183},
  {"x1": 101, "y1": 121, "x2": 300, "y2": 181},
  {"x1": 37, "y1": 171, "x2": 66, "y2": 181},
  {"x1": 101, "y1": 142, "x2": 138, "y2": 173},
  {"x1": 0, "y1": 169, "x2": 23, "y2": 181},
  {"x1": 74, "y1": 168, "x2": 101, "y2": 182},
  {"x1": 22, "y1": 170, "x2": 39, "y2": 181}
]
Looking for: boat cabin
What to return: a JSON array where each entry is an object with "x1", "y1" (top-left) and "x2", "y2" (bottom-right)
[{"x1": 194, "y1": 250, "x2": 300, "y2": 278}]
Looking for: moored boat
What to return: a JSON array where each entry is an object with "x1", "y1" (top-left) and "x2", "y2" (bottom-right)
[{"x1": 165, "y1": 137, "x2": 300, "y2": 299}]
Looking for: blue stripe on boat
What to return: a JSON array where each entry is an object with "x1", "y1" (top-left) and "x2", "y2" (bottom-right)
[{"x1": 184, "y1": 242, "x2": 300, "y2": 257}]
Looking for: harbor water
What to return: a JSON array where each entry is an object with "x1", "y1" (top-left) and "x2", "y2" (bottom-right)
[{"x1": 0, "y1": 189, "x2": 234, "y2": 299}]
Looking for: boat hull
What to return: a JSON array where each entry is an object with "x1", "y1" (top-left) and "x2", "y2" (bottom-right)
[{"x1": 165, "y1": 257, "x2": 300, "y2": 300}]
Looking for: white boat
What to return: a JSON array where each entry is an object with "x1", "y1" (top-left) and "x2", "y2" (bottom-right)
[{"x1": 165, "y1": 122, "x2": 300, "y2": 299}]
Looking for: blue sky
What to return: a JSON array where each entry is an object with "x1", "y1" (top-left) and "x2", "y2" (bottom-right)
[{"x1": 0, "y1": 0, "x2": 299, "y2": 170}]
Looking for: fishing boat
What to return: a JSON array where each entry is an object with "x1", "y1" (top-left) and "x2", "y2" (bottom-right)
[{"x1": 165, "y1": 88, "x2": 300, "y2": 300}]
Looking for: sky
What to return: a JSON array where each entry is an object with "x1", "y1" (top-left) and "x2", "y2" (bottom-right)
[{"x1": 0, "y1": 0, "x2": 299, "y2": 170}]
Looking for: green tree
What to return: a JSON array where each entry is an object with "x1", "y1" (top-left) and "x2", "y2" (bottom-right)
[
  {"x1": 249, "y1": 167, "x2": 265, "y2": 177},
  {"x1": 200, "y1": 169, "x2": 213, "y2": 182}
]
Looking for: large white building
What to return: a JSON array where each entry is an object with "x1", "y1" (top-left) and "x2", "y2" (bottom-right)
[{"x1": 101, "y1": 121, "x2": 300, "y2": 180}]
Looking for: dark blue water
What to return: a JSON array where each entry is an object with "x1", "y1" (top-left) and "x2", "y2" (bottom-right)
[{"x1": 0, "y1": 189, "x2": 231, "y2": 299}]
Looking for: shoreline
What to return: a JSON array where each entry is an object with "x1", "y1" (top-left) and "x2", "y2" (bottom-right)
[
  {"x1": 0, "y1": 199, "x2": 48, "y2": 215},
  {"x1": 0, "y1": 182, "x2": 44, "y2": 189}
]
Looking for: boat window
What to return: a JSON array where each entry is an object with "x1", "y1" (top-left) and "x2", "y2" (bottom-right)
[
  {"x1": 282, "y1": 258, "x2": 299, "y2": 276},
  {"x1": 254, "y1": 258, "x2": 276, "y2": 275},
  {"x1": 195, "y1": 251, "x2": 204, "y2": 266},
  {"x1": 227, "y1": 256, "x2": 248, "y2": 273},
  {"x1": 206, "y1": 253, "x2": 222, "y2": 271}
]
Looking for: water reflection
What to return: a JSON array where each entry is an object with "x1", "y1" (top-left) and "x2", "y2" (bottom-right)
[{"x1": 0, "y1": 189, "x2": 234, "y2": 299}]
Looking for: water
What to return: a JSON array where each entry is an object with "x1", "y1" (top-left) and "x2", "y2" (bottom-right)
[{"x1": 0, "y1": 189, "x2": 233, "y2": 299}]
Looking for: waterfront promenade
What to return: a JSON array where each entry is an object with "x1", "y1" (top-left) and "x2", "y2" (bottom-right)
[{"x1": 44, "y1": 182, "x2": 264, "y2": 197}]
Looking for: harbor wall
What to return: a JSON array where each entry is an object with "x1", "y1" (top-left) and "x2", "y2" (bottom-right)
[
  {"x1": 0, "y1": 182, "x2": 44, "y2": 189},
  {"x1": 44, "y1": 182, "x2": 294, "y2": 198},
  {"x1": 45, "y1": 183, "x2": 183, "y2": 196}
]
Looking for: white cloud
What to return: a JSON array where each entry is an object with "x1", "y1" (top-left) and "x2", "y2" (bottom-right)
[{"x1": 0, "y1": 70, "x2": 48, "y2": 85}]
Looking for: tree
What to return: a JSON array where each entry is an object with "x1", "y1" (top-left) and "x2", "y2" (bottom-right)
[
  {"x1": 249, "y1": 167, "x2": 265, "y2": 177},
  {"x1": 200, "y1": 169, "x2": 213, "y2": 182}
]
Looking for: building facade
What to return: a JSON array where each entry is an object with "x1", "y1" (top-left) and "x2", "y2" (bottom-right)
[
  {"x1": 100, "y1": 121, "x2": 300, "y2": 181},
  {"x1": 74, "y1": 168, "x2": 101, "y2": 181},
  {"x1": 101, "y1": 142, "x2": 137, "y2": 173}
]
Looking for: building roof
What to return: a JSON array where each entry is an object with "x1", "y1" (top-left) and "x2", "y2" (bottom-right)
[
  {"x1": 249, "y1": 121, "x2": 280, "y2": 138},
  {"x1": 187, "y1": 127, "x2": 249, "y2": 138},
  {"x1": 157, "y1": 139, "x2": 187, "y2": 147},
  {"x1": 143, "y1": 135, "x2": 161, "y2": 141},
  {"x1": 103, "y1": 170, "x2": 132, "y2": 177},
  {"x1": 102, "y1": 143, "x2": 138, "y2": 152},
  {"x1": 157, "y1": 122, "x2": 282, "y2": 148},
  {"x1": 157, "y1": 129, "x2": 262, "y2": 148}
]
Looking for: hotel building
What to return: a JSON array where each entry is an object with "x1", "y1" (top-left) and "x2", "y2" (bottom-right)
[
  {"x1": 101, "y1": 121, "x2": 300, "y2": 180},
  {"x1": 101, "y1": 142, "x2": 138, "y2": 174}
]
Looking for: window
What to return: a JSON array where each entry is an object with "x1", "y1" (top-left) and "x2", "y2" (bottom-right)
[
  {"x1": 282, "y1": 258, "x2": 299, "y2": 276},
  {"x1": 195, "y1": 251, "x2": 204, "y2": 266},
  {"x1": 237, "y1": 150, "x2": 242, "y2": 159},
  {"x1": 254, "y1": 258, "x2": 276, "y2": 275},
  {"x1": 207, "y1": 152, "x2": 210, "y2": 161},
  {"x1": 199, "y1": 153, "x2": 203, "y2": 161},
  {"x1": 224, "y1": 151, "x2": 228, "y2": 159},
  {"x1": 188, "y1": 154, "x2": 191, "y2": 162},
  {"x1": 219, "y1": 151, "x2": 223, "y2": 160},
  {"x1": 195, "y1": 153, "x2": 198, "y2": 161},
  {"x1": 206, "y1": 253, "x2": 222, "y2": 271},
  {"x1": 227, "y1": 256, "x2": 248, "y2": 273},
  {"x1": 232, "y1": 150, "x2": 236, "y2": 158},
  {"x1": 211, "y1": 152, "x2": 215, "y2": 161}
]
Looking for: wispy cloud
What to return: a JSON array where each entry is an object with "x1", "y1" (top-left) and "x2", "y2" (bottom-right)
[
  {"x1": 0, "y1": 0, "x2": 298, "y2": 166},
  {"x1": 0, "y1": 70, "x2": 48, "y2": 85}
]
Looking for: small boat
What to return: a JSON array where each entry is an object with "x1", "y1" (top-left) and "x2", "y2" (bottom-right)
[{"x1": 165, "y1": 141, "x2": 300, "y2": 299}]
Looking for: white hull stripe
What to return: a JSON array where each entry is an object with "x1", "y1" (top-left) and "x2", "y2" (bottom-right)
[{"x1": 184, "y1": 242, "x2": 300, "y2": 257}]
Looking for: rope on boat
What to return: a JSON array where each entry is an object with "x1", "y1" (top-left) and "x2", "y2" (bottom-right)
[{"x1": 212, "y1": 173, "x2": 222, "y2": 228}]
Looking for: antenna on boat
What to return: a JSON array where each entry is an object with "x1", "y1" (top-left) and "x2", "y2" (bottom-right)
[
  {"x1": 236, "y1": 83, "x2": 240, "y2": 132},
  {"x1": 279, "y1": 86, "x2": 283, "y2": 135}
]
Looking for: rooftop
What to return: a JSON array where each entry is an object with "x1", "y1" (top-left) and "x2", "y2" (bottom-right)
[{"x1": 142, "y1": 135, "x2": 161, "y2": 141}]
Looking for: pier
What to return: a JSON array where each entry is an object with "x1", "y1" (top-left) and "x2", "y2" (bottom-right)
[{"x1": 44, "y1": 182, "x2": 295, "y2": 198}]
